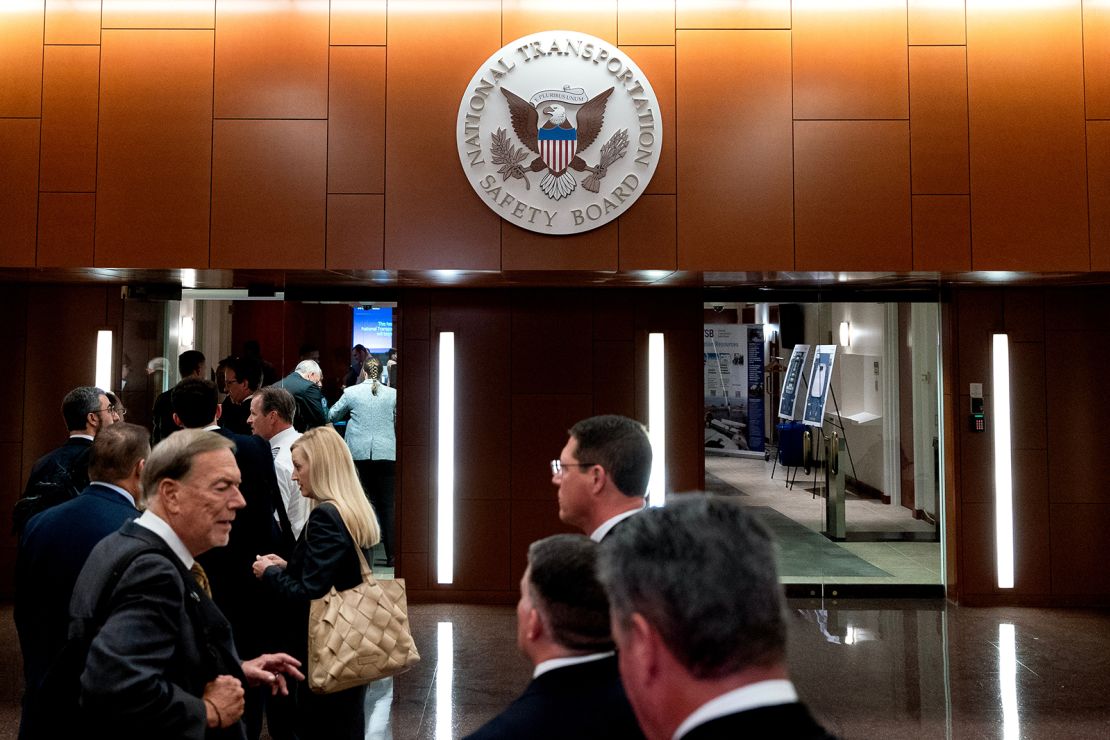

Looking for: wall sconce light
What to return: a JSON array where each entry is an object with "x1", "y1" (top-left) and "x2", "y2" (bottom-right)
[
  {"x1": 95, "y1": 330, "x2": 113, "y2": 391},
  {"x1": 437, "y1": 332, "x2": 455, "y2": 584},
  {"x1": 648, "y1": 333, "x2": 666, "y2": 507},
  {"x1": 839, "y1": 321, "x2": 851, "y2": 347},
  {"x1": 179, "y1": 316, "x2": 195, "y2": 351},
  {"x1": 992, "y1": 333, "x2": 1014, "y2": 589}
]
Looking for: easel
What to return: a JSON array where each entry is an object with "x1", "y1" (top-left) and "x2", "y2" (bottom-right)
[{"x1": 804, "y1": 385, "x2": 857, "y2": 499}]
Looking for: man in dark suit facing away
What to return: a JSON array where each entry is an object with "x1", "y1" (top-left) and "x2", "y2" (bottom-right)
[
  {"x1": 598, "y1": 496, "x2": 836, "y2": 740},
  {"x1": 15, "y1": 422, "x2": 149, "y2": 739},
  {"x1": 172, "y1": 378, "x2": 294, "y2": 740},
  {"x1": 465, "y1": 534, "x2": 644, "y2": 740},
  {"x1": 277, "y1": 359, "x2": 327, "y2": 432},
  {"x1": 150, "y1": 350, "x2": 206, "y2": 445},
  {"x1": 68, "y1": 430, "x2": 302, "y2": 740}
]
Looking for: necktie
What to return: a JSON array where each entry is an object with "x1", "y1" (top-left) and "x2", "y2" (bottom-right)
[{"x1": 190, "y1": 562, "x2": 212, "y2": 598}]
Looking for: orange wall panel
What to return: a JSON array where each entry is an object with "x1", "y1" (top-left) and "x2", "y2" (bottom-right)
[
  {"x1": 967, "y1": 1, "x2": 1088, "y2": 270},
  {"x1": 385, "y1": 0, "x2": 501, "y2": 269},
  {"x1": 1091, "y1": 123, "x2": 1110, "y2": 271},
  {"x1": 45, "y1": 0, "x2": 100, "y2": 43},
  {"x1": 909, "y1": 46, "x2": 969, "y2": 195},
  {"x1": 908, "y1": 0, "x2": 965, "y2": 46},
  {"x1": 502, "y1": 0, "x2": 617, "y2": 44},
  {"x1": 619, "y1": 194, "x2": 676, "y2": 270},
  {"x1": 1085, "y1": 0, "x2": 1110, "y2": 119},
  {"x1": 0, "y1": 119, "x2": 39, "y2": 267},
  {"x1": 329, "y1": 46, "x2": 386, "y2": 194},
  {"x1": 618, "y1": 0, "x2": 674, "y2": 45},
  {"x1": 211, "y1": 120, "x2": 327, "y2": 269},
  {"x1": 214, "y1": 0, "x2": 328, "y2": 119},
  {"x1": 677, "y1": 30, "x2": 792, "y2": 270},
  {"x1": 102, "y1": 0, "x2": 214, "y2": 28},
  {"x1": 327, "y1": 194, "x2": 385, "y2": 270},
  {"x1": 330, "y1": 0, "x2": 386, "y2": 45},
  {"x1": 623, "y1": 45, "x2": 675, "y2": 195},
  {"x1": 676, "y1": 0, "x2": 790, "y2": 30},
  {"x1": 795, "y1": 121, "x2": 911, "y2": 271},
  {"x1": 792, "y1": 0, "x2": 908, "y2": 120},
  {"x1": 0, "y1": 1, "x2": 44, "y2": 117},
  {"x1": 912, "y1": 195, "x2": 970, "y2": 272},
  {"x1": 40, "y1": 45, "x2": 99, "y2": 193},
  {"x1": 95, "y1": 30, "x2": 213, "y2": 268},
  {"x1": 501, "y1": 222, "x2": 618, "y2": 270},
  {"x1": 37, "y1": 192, "x2": 95, "y2": 267}
]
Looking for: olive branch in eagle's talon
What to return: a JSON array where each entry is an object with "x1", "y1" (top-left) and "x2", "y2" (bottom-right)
[
  {"x1": 581, "y1": 129, "x2": 629, "y2": 193},
  {"x1": 491, "y1": 128, "x2": 531, "y2": 190}
]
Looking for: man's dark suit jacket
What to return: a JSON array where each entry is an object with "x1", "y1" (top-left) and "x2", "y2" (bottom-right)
[
  {"x1": 72, "y1": 520, "x2": 246, "y2": 740},
  {"x1": 22, "y1": 436, "x2": 93, "y2": 499},
  {"x1": 464, "y1": 655, "x2": 644, "y2": 740},
  {"x1": 219, "y1": 396, "x2": 252, "y2": 436},
  {"x1": 15, "y1": 484, "x2": 139, "y2": 736},
  {"x1": 681, "y1": 703, "x2": 835, "y2": 739},
  {"x1": 196, "y1": 428, "x2": 290, "y2": 659},
  {"x1": 278, "y1": 371, "x2": 326, "y2": 432}
]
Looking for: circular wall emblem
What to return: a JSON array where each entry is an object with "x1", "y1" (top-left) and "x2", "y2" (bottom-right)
[{"x1": 456, "y1": 31, "x2": 662, "y2": 235}]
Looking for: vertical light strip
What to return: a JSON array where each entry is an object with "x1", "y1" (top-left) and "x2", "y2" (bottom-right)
[
  {"x1": 992, "y1": 334, "x2": 1014, "y2": 589},
  {"x1": 437, "y1": 332, "x2": 455, "y2": 584},
  {"x1": 95, "y1": 330, "x2": 113, "y2": 391},
  {"x1": 648, "y1": 332, "x2": 666, "y2": 507},
  {"x1": 999, "y1": 623, "x2": 1019, "y2": 740},
  {"x1": 434, "y1": 621, "x2": 454, "y2": 740}
]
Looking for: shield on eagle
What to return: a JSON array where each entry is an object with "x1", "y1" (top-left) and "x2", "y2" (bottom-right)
[{"x1": 537, "y1": 126, "x2": 577, "y2": 176}]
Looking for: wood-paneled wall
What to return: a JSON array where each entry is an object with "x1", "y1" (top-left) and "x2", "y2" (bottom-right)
[
  {"x1": 953, "y1": 287, "x2": 1110, "y2": 606},
  {"x1": 3, "y1": 1, "x2": 1107, "y2": 273}
]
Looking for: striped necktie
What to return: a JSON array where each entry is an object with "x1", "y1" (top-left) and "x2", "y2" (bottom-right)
[{"x1": 190, "y1": 562, "x2": 212, "y2": 598}]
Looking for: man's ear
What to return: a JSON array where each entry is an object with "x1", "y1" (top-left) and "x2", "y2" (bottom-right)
[
  {"x1": 158, "y1": 478, "x2": 182, "y2": 513},
  {"x1": 133, "y1": 458, "x2": 146, "y2": 478},
  {"x1": 214, "y1": 405, "x2": 222, "y2": 421},
  {"x1": 526, "y1": 607, "x2": 544, "y2": 643},
  {"x1": 626, "y1": 613, "x2": 662, "y2": 685},
  {"x1": 172, "y1": 412, "x2": 184, "y2": 429}
]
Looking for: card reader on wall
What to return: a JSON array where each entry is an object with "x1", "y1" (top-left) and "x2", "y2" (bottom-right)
[{"x1": 969, "y1": 383, "x2": 985, "y2": 433}]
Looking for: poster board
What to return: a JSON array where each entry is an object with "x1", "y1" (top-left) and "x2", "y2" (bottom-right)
[
  {"x1": 704, "y1": 324, "x2": 764, "y2": 453},
  {"x1": 778, "y1": 344, "x2": 810, "y2": 420},
  {"x1": 802, "y1": 344, "x2": 837, "y2": 427}
]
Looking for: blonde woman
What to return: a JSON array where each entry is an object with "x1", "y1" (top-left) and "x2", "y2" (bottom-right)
[{"x1": 253, "y1": 425, "x2": 380, "y2": 740}]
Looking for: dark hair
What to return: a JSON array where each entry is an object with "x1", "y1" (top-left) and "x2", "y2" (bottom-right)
[
  {"x1": 569, "y1": 415, "x2": 652, "y2": 498},
  {"x1": 88, "y1": 422, "x2": 150, "y2": 482},
  {"x1": 527, "y1": 534, "x2": 613, "y2": 652},
  {"x1": 598, "y1": 495, "x2": 786, "y2": 678},
  {"x1": 178, "y1": 350, "x2": 206, "y2": 377},
  {"x1": 227, "y1": 356, "x2": 263, "y2": 392},
  {"x1": 62, "y1": 387, "x2": 105, "y2": 431},
  {"x1": 257, "y1": 386, "x2": 295, "y2": 424},
  {"x1": 171, "y1": 378, "x2": 219, "y2": 429}
]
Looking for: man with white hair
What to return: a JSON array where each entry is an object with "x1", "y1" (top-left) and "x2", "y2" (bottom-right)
[{"x1": 278, "y1": 359, "x2": 326, "y2": 432}]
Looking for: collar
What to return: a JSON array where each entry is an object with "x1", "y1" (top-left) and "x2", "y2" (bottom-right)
[
  {"x1": 533, "y1": 651, "x2": 615, "y2": 679},
  {"x1": 673, "y1": 680, "x2": 799, "y2": 740},
  {"x1": 69, "y1": 433, "x2": 94, "y2": 442},
  {"x1": 589, "y1": 505, "x2": 643, "y2": 542},
  {"x1": 135, "y1": 510, "x2": 194, "y2": 569},
  {"x1": 269, "y1": 425, "x2": 301, "y2": 451},
  {"x1": 203, "y1": 424, "x2": 221, "y2": 431},
  {"x1": 89, "y1": 481, "x2": 137, "y2": 508}
]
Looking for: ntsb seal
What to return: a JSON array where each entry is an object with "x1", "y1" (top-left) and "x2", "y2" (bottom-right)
[{"x1": 456, "y1": 31, "x2": 662, "y2": 235}]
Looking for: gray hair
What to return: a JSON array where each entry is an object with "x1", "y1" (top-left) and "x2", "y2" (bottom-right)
[
  {"x1": 295, "y1": 359, "x2": 321, "y2": 378},
  {"x1": 62, "y1": 386, "x2": 105, "y2": 431},
  {"x1": 597, "y1": 494, "x2": 786, "y2": 678},
  {"x1": 256, "y1": 386, "x2": 295, "y2": 424},
  {"x1": 142, "y1": 430, "x2": 236, "y2": 505},
  {"x1": 527, "y1": 534, "x2": 613, "y2": 652}
]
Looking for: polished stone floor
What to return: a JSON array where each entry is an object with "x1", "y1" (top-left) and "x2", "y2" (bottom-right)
[{"x1": 3, "y1": 600, "x2": 1108, "y2": 739}]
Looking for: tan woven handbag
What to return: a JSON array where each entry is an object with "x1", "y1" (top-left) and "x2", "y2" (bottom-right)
[{"x1": 307, "y1": 543, "x2": 420, "y2": 694}]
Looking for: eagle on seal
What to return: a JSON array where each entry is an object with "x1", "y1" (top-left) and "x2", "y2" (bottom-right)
[{"x1": 500, "y1": 86, "x2": 614, "y2": 200}]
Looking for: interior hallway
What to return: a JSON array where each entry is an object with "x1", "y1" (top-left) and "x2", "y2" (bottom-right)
[{"x1": 3, "y1": 601, "x2": 1109, "y2": 739}]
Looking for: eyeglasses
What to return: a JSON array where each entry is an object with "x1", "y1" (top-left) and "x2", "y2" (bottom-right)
[
  {"x1": 110, "y1": 406, "x2": 127, "y2": 418},
  {"x1": 550, "y1": 459, "x2": 597, "y2": 476}
]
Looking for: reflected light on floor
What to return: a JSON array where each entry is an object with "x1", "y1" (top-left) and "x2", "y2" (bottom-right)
[
  {"x1": 999, "y1": 623, "x2": 1019, "y2": 740},
  {"x1": 435, "y1": 622, "x2": 454, "y2": 740}
]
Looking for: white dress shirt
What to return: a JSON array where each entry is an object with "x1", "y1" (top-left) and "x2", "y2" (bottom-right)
[
  {"x1": 532, "y1": 651, "x2": 615, "y2": 679},
  {"x1": 135, "y1": 509, "x2": 195, "y2": 569},
  {"x1": 589, "y1": 506, "x2": 644, "y2": 542},
  {"x1": 268, "y1": 425, "x2": 307, "y2": 538},
  {"x1": 673, "y1": 680, "x2": 799, "y2": 739}
]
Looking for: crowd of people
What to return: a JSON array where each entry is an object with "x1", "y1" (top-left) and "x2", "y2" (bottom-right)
[{"x1": 13, "y1": 351, "x2": 834, "y2": 739}]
